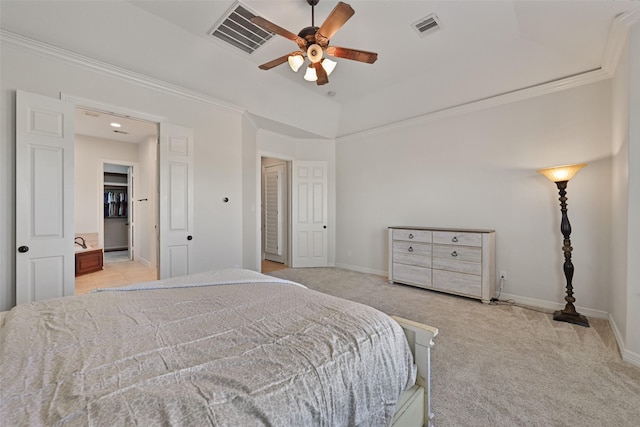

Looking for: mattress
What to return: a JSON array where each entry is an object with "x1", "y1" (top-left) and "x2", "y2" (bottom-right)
[{"x1": 0, "y1": 269, "x2": 416, "y2": 426}]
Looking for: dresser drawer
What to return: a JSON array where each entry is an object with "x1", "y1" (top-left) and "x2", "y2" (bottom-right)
[
  {"x1": 393, "y1": 252, "x2": 431, "y2": 268},
  {"x1": 432, "y1": 257, "x2": 481, "y2": 275},
  {"x1": 392, "y1": 263, "x2": 432, "y2": 288},
  {"x1": 433, "y1": 231, "x2": 482, "y2": 247},
  {"x1": 392, "y1": 229, "x2": 432, "y2": 243},
  {"x1": 393, "y1": 241, "x2": 431, "y2": 255},
  {"x1": 432, "y1": 269, "x2": 481, "y2": 297},
  {"x1": 432, "y1": 244, "x2": 481, "y2": 263}
]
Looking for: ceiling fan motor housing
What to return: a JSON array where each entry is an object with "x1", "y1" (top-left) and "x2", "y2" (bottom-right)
[{"x1": 298, "y1": 26, "x2": 319, "y2": 43}]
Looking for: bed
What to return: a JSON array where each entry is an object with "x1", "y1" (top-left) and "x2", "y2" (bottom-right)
[{"x1": 0, "y1": 269, "x2": 437, "y2": 426}]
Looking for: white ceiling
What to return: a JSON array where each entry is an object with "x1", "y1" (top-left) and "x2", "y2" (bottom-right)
[
  {"x1": 75, "y1": 108, "x2": 158, "y2": 144},
  {"x1": 2, "y1": 0, "x2": 639, "y2": 140}
]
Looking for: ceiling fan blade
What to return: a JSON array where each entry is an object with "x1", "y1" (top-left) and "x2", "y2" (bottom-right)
[
  {"x1": 251, "y1": 16, "x2": 306, "y2": 49},
  {"x1": 316, "y1": 2, "x2": 355, "y2": 47},
  {"x1": 258, "y1": 53, "x2": 294, "y2": 70},
  {"x1": 326, "y1": 46, "x2": 378, "y2": 64},
  {"x1": 314, "y1": 62, "x2": 329, "y2": 85}
]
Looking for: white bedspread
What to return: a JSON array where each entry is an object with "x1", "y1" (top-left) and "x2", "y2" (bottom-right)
[{"x1": 0, "y1": 269, "x2": 416, "y2": 426}]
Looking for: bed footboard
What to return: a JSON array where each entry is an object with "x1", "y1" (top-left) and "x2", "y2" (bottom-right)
[{"x1": 392, "y1": 316, "x2": 438, "y2": 427}]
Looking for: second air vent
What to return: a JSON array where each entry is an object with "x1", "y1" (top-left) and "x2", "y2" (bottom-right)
[{"x1": 412, "y1": 13, "x2": 441, "y2": 37}]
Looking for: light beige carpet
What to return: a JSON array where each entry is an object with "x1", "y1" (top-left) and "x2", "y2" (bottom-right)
[{"x1": 268, "y1": 267, "x2": 640, "y2": 427}]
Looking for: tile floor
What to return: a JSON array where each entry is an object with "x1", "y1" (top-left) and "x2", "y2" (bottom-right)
[{"x1": 75, "y1": 259, "x2": 157, "y2": 295}]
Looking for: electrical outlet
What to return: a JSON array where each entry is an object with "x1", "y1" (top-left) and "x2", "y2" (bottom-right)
[{"x1": 499, "y1": 271, "x2": 507, "y2": 280}]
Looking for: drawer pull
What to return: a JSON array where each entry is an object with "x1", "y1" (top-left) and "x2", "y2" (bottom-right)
[
  {"x1": 452, "y1": 236, "x2": 458, "y2": 242},
  {"x1": 451, "y1": 251, "x2": 458, "y2": 257},
  {"x1": 408, "y1": 246, "x2": 414, "y2": 252},
  {"x1": 408, "y1": 233, "x2": 414, "y2": 239}
]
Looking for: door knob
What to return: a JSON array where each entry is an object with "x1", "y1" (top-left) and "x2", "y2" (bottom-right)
[
  {"x1": 18, "y1": 246, "x2": 29, "y2": 253},
  {"x1": 187, "y1": 235, "x2": 193, "y2": 240}
]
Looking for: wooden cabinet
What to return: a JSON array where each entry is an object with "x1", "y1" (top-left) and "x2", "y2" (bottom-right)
[
  {"x1": 388, "y1": 227, "x2": 495, "y2": 302},
  {"x1": 75, "y1": 249, "x2": 104, "y2": 276}
]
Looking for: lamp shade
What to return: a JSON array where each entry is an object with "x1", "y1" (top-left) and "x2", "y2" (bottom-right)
[
  {"x1": 287, "y1": 54, "x2": 304, "y2": 72},
  {"x1": 303, "y1": 65, "x2": 317, "y2": 81},
  {"x1": 537, "y1": 163, "x2": 587, "y2": 183},
  {"x1": 321, "y1": 58, "x2": 337, "y2": 76}
]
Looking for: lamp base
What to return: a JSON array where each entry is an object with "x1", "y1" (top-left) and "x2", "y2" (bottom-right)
[{"x1": 553, "y1": 310, "x2": 590, "y2": 327}]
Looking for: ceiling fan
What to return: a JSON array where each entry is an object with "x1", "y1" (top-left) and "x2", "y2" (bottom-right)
[{"x1": 251, "y1": 0, "x2": 378, "y2": 85}]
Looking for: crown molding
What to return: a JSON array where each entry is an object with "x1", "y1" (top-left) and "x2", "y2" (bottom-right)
[
  {"x1": 337, "y1": 68, "x2": 608, "y2": 141},
  {"x1": 0, "y1": 29, "x2": 246, "y2": 114},
  {"x1": 337, "y1": 9, "x2": 639, "y2": 142},
  {"x1": 602, "y1": 7, "x2": 640, "y2": 76}
]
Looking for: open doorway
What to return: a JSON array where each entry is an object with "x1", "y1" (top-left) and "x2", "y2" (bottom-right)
[
  {"x1": 74, "y1": 107, "x2": 159, "y2": 294},
  {"x1": 103, "y1": 163, "x2": 132, "y2": 261},
  {"x1": 261, "y1": 157, "x2": 290, "y2": 273}
]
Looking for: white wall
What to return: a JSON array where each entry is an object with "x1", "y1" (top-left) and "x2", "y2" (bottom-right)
[
  {"x1": 0, "y1": 40, "x2": 244, "y2": 310},
  {"x1": 336, "y1": 80, "x2": 613, "y2": 315},
  {"x1": 241, "y1": 115, "x2": 260, "y2": 271},
  {"x1": 625, "y1": 24, "x2": 640, "y2": 358},
  {"x1": 610, "y1": 29, "x2": 630, "y2": 355}
]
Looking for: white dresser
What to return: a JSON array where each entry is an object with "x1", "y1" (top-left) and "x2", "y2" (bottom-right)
[{"x1": 388, "y1": 227, "x2": 496, "y2": 303}]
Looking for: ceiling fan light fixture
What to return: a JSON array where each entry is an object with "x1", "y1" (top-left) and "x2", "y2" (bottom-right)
[
  {"x1": 321, "y1": 58, "x2": 337, "y2": 76},
  {"x1": 288, "y1": 53, "x2": 305, "y2": 72},
  {"x1": 307, "y1": 43, "x2": 323, "y2": 63},
  {"x1": 304, "y1": 64, "x2": 318, "y2": 82}
]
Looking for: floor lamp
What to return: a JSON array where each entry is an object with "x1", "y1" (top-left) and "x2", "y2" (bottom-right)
[{"x1": 537, "y1": 163, "x2": 590, "y2": 327}]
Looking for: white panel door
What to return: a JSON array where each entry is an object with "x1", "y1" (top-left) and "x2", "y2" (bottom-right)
[
  {"x1": 291, "y1": 161, "x2": 328, "y2": 267},
  {"x1": 263, "y1": 164, "x2": 284, "y2": 263},
  {"x1": 159, "y1": 123, "x2": 194, "y2": 279},
  {"x1": 15, "y1": 90, "x2": 75, "y2": 304}
]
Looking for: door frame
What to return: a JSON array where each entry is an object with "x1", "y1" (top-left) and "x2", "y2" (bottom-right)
[
  {"x1": 61, "y1": 93, "x2": 164, "y2": 271},
  {"x1": 261, "y1": 158, "x2": 289, "y2": 264},
  {"x1": 99, "y1": 160, "x2": 138, "y2": 260},
  {"x1": 257, "y1": 152, "x2": 293, "y2": 271}
]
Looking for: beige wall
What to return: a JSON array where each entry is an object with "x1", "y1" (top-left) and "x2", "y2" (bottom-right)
[{"x1": 336, "y1": 80, "x2": 613, "y2": 315}]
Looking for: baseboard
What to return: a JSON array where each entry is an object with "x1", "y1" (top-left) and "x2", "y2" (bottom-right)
[
  {"x1": 498, "y1": 292, "x2": 609, "y2": 320},
  {"x1": 608, "y1": 314, "x2": 640, "y2": 369},
  {"x1": 136, "y1": 256, "x2": 154, "y2": 268},
  {"x1": 335, "y1": 263, "x2": 387, "y2": 277},
  {"x1": 338, "y1": 265, "x2": 640, "y2": 367},
  {"x1": 337, "y1": 265, "x2": 611, "y2": 320}
]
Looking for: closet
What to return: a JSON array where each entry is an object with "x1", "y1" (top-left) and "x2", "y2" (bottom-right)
[{"x1": 104, "y1": 171, "x2": 129, "y2": 251}]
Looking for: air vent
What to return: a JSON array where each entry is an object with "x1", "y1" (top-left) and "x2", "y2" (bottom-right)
[
  {"x1": 412, "y1": 13, "x2": 441, "y2": 37},
  {"x1": 208, "y1": 2, "x2": 274, "y2": 54},
  {"x1": 113, "y1": 130, "x2": 129, "y2": 135},
  {"x1": 82, "y1": 110, "x2": 100, "y2": 118}
]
